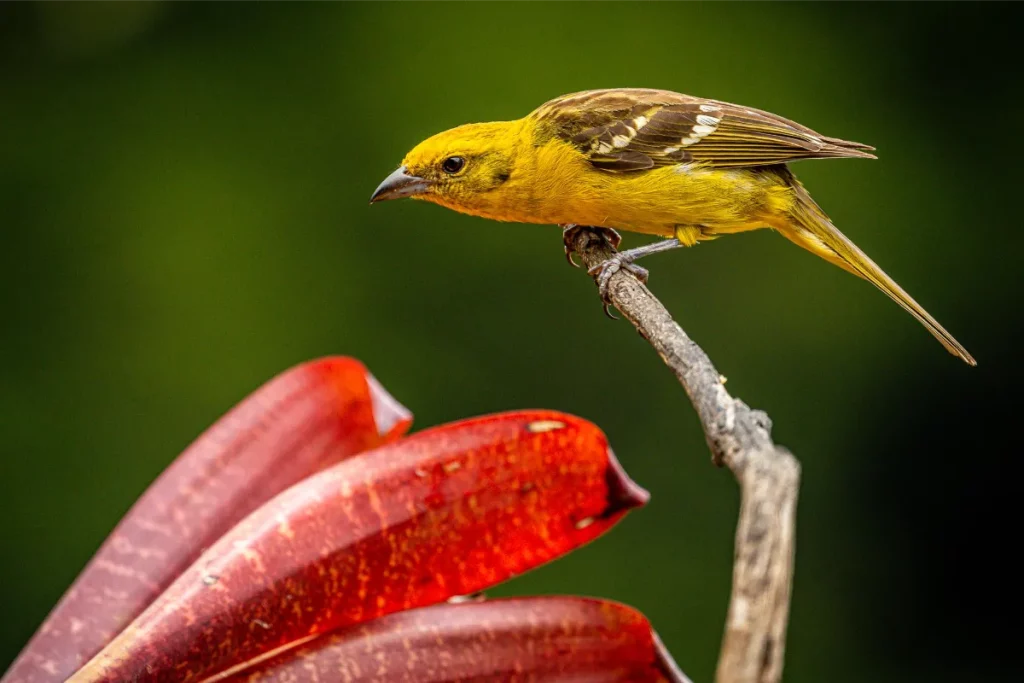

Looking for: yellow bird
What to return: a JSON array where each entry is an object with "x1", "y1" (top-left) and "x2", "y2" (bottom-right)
[{"x1": 371, "y1": 88, "x2": 975, "y2": 365}]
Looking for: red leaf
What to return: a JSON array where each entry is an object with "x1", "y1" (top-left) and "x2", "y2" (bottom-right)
[
  {"x1": 67, "y1": 411, "x2": 648, "y2": 683},
  {"x1": 229, "y1": 597, "x2": 690, "y2": 683},
  {"x1": 3, "y1": 357, "x2": 410, "y2": 683}
]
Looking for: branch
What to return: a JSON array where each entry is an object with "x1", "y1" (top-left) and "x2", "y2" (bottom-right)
[{"x1": 569, "y1": 228, "x2": 801, "y2": 683}]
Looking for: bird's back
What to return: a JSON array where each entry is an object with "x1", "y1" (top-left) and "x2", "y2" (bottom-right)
[{"x1": 530, "y1": 88, "x2": 875, "y2": 170}]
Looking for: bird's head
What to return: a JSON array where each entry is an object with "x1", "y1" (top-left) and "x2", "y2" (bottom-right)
[{"x1": 370, "y1": 121, "x2": 521, "y2": 217}]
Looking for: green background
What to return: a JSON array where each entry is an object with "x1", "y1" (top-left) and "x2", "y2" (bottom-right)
[{"x1": 1, "y1": 3, "x2": 1019, "y2": 681}]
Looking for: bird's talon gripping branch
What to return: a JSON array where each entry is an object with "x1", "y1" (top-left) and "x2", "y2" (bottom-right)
[
  {"x1": 561, "y1": 224, "x2": 582, "y2": 268},
  {"x1": 588, "y1": 254, "x2": 651, "y2": 304},
  {"x1": 601, "y1": 227, "x2": 623, "y2": 250},
  {"x1": 562, "y1": 225, "x2": 623, "y2": 269}
]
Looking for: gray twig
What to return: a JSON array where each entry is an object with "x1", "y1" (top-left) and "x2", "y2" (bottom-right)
[{"x1": 570, "y1": 227, "x2": 801, "y2": 683}]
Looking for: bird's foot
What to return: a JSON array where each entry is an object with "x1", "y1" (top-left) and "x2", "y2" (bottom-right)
[
  {"x1": 561, "y1": 224, "x2": 622, "y2": 267},
  {"x1": 586, "y1": 238, "x2": 687, "y2": 317},
  {"x1": 587, "y1": 253, "x2": 650, "y2": 305}
]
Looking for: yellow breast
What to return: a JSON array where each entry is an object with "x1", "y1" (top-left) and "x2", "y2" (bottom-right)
[{"x1": 474, "y1": 128, "x2": 786, "y2": 237}]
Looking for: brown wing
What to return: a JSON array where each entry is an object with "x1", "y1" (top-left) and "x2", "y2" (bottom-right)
[{"x1": 531, "y1": 88, "x2": 876, "y2": 172}]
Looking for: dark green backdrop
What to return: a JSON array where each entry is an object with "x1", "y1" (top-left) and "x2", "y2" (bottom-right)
[{"x1": 1, "y1": 3, "x2": 1020, "y2": 682}]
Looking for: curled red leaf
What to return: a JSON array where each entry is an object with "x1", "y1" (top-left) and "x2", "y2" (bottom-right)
[
  {"x1": 3, "y1": 357, "x2": 410, "y2": 683},
  {"x1": 68, "y1": 411, "x2": 647, "y2": 683},
  {"x1": 229, "y1": 596, "x2": 690, "y2": 683}
]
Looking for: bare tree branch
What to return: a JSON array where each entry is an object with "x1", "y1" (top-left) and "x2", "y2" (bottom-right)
[{"x1": 569, "y1": 227, "x2": 801, "y2": 683}]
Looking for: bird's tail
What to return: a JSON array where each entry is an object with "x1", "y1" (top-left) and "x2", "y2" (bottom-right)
[{"x1": 779, "y1": 177, "x2": 976, "y2": 366}]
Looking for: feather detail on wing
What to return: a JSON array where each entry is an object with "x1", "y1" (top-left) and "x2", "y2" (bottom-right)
[{"x1": 531, "y1": 88, "x2": 876, "y2": 171}]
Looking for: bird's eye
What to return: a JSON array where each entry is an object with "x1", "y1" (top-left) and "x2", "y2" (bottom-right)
[{"x1": 441, "y1": 156, "x2": 465, "y2": 174}]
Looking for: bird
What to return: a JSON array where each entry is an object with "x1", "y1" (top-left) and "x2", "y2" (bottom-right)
[{"x1": 370, "y1": 88, "x2": 975, "y2": 366}]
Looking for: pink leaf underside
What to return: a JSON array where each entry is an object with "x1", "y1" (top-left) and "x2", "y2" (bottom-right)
[{"x1": 228, "y1": 596, "x2": 690, "y2": 683}]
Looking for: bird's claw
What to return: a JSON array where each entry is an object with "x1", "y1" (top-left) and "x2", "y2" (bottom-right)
[
  {"x1": 600, "y1": 227, "x2": 623, "y2": 250},
  {"x1": 561, "y1": 224, "x2": 623, "y2": 268},
  {"x1": 561, "y1": 224, "x2": 637, "y2": 320},
  {"x1": 561, "y1": 224, "x2": 583, "y2": 268},
  {"x1": 565, "y1": 248, "x2": 579, "y2": 268},
  {"x1": 587, "y1": 255, "x2": 650, "y2": 303}
]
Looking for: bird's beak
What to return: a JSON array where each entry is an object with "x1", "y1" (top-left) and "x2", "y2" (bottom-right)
[{"x1": 369, "y1": 166, "x2": 432, "y2": 204}]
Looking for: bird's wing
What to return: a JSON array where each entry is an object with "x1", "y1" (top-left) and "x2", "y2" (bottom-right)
[{"x1": 531, "y1": 88, "x2": 876, "y2": 172}]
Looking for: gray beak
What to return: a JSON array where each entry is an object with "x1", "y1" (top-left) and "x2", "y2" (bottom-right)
[{"x1": 369, "y1": 166, "x2": 432, "y2": 204}]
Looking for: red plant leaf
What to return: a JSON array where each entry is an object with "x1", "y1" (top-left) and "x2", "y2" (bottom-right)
[
  {"x1": 228, "y1": 597, "x2": 691, "y2": 683},
  {"x1": 67, "y1": 410, "x2": 648, "y2": 683},
  {"x1": 3, "y1": 357, "x2": 411, "y2": 683}
]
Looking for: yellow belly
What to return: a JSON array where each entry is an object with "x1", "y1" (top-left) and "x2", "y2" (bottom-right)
[{"x1": 507, "y1": 141, "x2": 797, "y2": 239}]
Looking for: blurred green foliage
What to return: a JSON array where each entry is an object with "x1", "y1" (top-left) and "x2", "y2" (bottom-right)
[{"x1": 1, "y1": 3, "x2": 1020, "y2": 681}]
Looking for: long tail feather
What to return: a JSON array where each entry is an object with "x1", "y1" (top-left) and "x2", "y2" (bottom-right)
[{"x1": 783, "y1": 183, "x2": 976, "y2": 366}]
